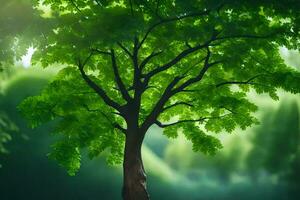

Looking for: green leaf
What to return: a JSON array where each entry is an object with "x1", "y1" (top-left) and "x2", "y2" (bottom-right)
[{"x1": 48, "y1": 139, "x2": 81, "y2": 176}]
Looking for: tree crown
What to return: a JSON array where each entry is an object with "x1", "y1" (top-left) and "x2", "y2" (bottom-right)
[{"x1": 19, "y1": 0, "x2": 300, "y2": 175}]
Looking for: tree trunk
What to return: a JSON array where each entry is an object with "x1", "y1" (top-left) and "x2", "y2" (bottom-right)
[{"x1": 122, "y1": 132, "x2": 149, "y2": 200}]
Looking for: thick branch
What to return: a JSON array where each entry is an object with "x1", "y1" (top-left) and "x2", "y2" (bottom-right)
[
  {"x1": 132, "y1": 37, "x2": 142, "y2": 95},
  {"x1": 77, "y1": 56, "x2": 122, "y2": 112},
  {"x1": 111, "y1": 49, "x2": 132, "y2": 102}
]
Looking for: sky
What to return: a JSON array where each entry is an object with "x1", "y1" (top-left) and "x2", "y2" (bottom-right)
[{"x1": 21, "y1": 47, "x2": 35, "y2": 68}]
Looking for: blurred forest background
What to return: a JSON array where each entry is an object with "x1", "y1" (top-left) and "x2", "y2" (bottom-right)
[
  {"x1": 0, "y1": 49, "x2": 299, "y2": 200},
  {"x1": 0, "y1": 1, "x2": 300, "y2": 200}
]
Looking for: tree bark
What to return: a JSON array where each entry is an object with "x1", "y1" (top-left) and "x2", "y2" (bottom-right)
[{"x1": 122, "y1": 131, "x2": 149, "y2": 200}]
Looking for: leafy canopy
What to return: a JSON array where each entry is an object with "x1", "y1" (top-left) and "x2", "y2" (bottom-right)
[{"x1": 19, "y1": 0, "x2": 300, "y2": 175}]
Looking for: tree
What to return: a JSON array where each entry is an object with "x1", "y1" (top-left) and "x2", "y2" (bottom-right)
[{"x1": 19, "y1": 1, "x2": 300, "y2": 199}]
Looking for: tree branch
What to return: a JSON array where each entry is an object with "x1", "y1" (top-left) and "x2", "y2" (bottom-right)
[
  {"x1": 91, "y1": 48, "x2": 111, "y2": 55},
  {"x1": 141, "y1": 75, "x2": 186, "y2": 131},
  {"x1": 117, "y1": 42, "x2": 133, "y2": 58},
  {"x1": 138, "y1": 3, "x2": 225, "y2": 49},
  {"x1": 83, "y1": 104, "x2": 126, "y2": 134},
  {"x1": 171, "y1": 47, "x2": 214, "y2": 94},
  {"x1": 139, "y1": 50, "x2": 163, "y2": 70},
  {"x1": 155, "y1": 112, "x2": 234, "y2": 128},
  {"x1": 142, "y1": 30, "x2": 220, "y2": 88},
  {"x1": 110, "y1": 49, "x2": 132, "y2": 102},
  {"x1": 77, "y1": 55, "x2": 123, "y2": 112},
  {"x1": 139, "y1": 11, "x2": 210, "y2": 49},
  {"x1": 162, "y1": 101, "x2": 194, "y2": 112},
  {"x1": 114, "y1": 123, "x2": 127, "y2": 134},
  {"x1": 155, "y1": 117, "x2": 206, "y2": 128},
  {"x1": 216, "y1": 74, "x2": 264, "y2": 87},
  {"x1": 142, "y1": 42, "x2": 209, "y2": 81},
  {"x1": 132, "y1": 37, "x2": 142, "y2": 94}
]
